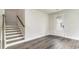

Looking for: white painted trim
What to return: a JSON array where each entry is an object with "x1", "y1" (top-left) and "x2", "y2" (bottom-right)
[
  {"x1": 26, "y1": 34, "x2": 48, "y2": 42},
  {"x1": 6, "y1": 34, "x2": 23, "y2": 38},
  {"x1": 64, "y1": 36, "x2": 79, "y2": 40},
  {"x1": 6, "y1": 37, "x2": 23, "y2": 42},
  {"x1": 6, "y1": 34, "x2": 48, "y2": 48},
  {"x1": 51, "y1": 34, "x2": 79, "y2": 40},
  {"x1": 6, "y1": 32, "x2": 20, "y2": 34},
  {"x1": 6, "y1": 40, "x2": 26, "y2": 48}
]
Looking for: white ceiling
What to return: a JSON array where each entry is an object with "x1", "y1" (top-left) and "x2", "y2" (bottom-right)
[{"x1": 37, "y1": 9, "x2": 63, "y2": 14}]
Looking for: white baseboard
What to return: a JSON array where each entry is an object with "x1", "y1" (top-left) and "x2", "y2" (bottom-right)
[
  {"x1": 51, "y1": 34, "x2": 79, "y2": 40},
  {"x1": 64, "y1": 36, "x2": 79, "y2": 40},
  {"x1": 26, "y1": 34, "x2": 48, "y2": 42},
  {"x1": 7, "y1": 34, "x2": 79, "y2": 48},
  {"x1": 6, "y1": 34, "x2": 48, "y2": 48}
]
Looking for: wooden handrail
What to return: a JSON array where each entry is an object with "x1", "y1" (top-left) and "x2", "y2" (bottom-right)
[{"x1": 17, "y1": 16, "x2": 25, "y2": 27}]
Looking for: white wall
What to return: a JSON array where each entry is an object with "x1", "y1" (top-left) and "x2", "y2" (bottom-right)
[
  {"x1": 25, "y1": 9, "x2": 49, "y2": 41},
  {"x1": 5, "y1": 9, "x2": 25, "y2": 26},
  {"x1": 5, "y1": 9, "x2": 17, "y2": 25},
  {"x1": 49, "y1": 9, "x2": 79, "y2": 40},
  {"x1": 16, "y1": 9, "x2": 25, "y2": 25}
]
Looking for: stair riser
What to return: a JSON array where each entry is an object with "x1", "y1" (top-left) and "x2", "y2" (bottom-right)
[
  {"x1": 7, "y1": 37, "x2": 24, "y2": 41},
  {"x1": 6, "y1": 32, "x2": 21, "y2": 34},
  {"x1": 6, "y1": 34, "x2": 23, "y2": 38},
  {"x1": 7, "y1": 38, "x2": 24, "y2": 44},
  {"x1": 6, "y1": 31, "x2": 19, "y2": 33},
  {"x1": 6, "y1": 35, "x2": 24, "y2": 40},
  {"x1": 5, "y1": 25, "x2": 24, "y2": 48},
  {"x1": 6, "y1": 33, "x2": 21, "y2": 36}
]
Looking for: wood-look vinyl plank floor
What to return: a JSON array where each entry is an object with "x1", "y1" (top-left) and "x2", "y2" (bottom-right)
[{"x1": 7, "y1": 35, "x2": 79, "y2": 49}]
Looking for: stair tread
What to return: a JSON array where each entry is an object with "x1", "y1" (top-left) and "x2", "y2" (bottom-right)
[
  {"x1": 6, "y1": 30, "x2": 18, "y2": 32},
  {"x1": 6, "y1": 28, "x2": 19, "y2": 30},
  {"x1": 6, "y1": 40, "x2": 25, "y2": 47},
  {"x1": 6, "y1": 32, "x2": 21, "y2": 36},
  {"x1": 6, "y1": 29, "x2": 18, "y2": 31},
  {"x1": 6, "y1": 31, "x2": 21, "y2": 34},
  {"x1": 6, "y1": 34, "x2": 23, "y2": 38},
  {"x1": 7, "y1": 38, "x2": 24, "y2": 44},
  {"x1": 6, "y1": 26, "x2": 17, "y2": 27},
  {"x1": 6, "y1": 36, "x2": 24, "y2": 41},
  {"x1": 6, "y1": 34, "x2": 23, "y2": 40},
  {"x1": 6, "y1": 30, "x2": 19, "y2": 32},
  {"x1": 5, "y1": 25, "x2": 24, "y2": 48}
]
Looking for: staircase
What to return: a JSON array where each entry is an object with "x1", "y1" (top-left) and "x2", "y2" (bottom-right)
[
  {"x1": 1, "y1": 15, "x2": 25, "y2": 49},
  {"x1": 5, "y1": 25, "x2": 24, "y2": 48}
]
